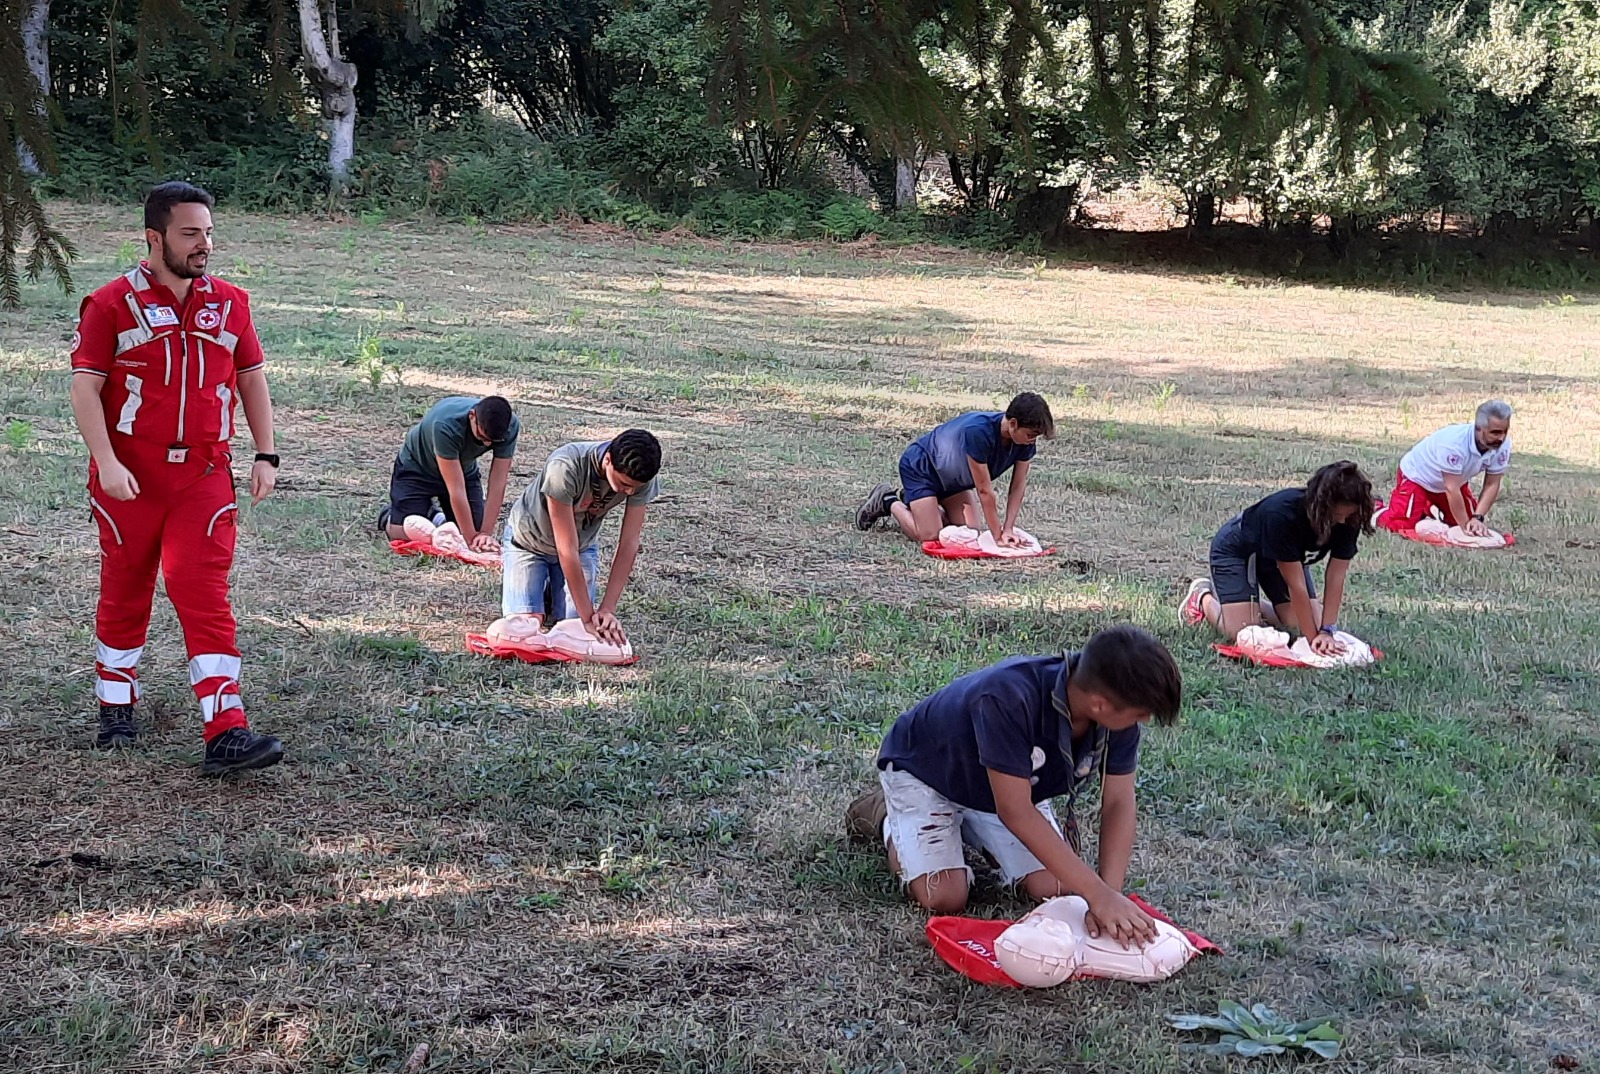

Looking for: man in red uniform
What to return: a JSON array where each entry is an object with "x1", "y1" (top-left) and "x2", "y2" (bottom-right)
[{"x1": 69, "y1": 181, "x2": 285, "y2": 775}]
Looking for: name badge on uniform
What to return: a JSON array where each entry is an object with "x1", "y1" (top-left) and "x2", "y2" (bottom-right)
[
  {"x1": 146, "y1": 305, "x2": 180, "y2": 327},
  {"x1": 167, "y1": 445, "x2": 189, "y2": 464}
]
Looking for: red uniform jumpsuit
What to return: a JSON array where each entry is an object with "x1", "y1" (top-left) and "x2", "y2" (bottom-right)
[{"x1": 71, "y1": 263, "x2": 265, "y2": 741}]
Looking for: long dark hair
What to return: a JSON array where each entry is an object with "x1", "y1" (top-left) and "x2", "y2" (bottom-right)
[{"x1": 1305, "y1": 461, "x2": 1375, "y2": 544}]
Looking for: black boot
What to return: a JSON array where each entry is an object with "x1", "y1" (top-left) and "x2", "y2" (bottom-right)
[
  {"x1": 201, "y1": 727, "x2": 285, "y2": 776},
  {"x1": 96, "y1": 704, "x2": 140, "y2": 749}
]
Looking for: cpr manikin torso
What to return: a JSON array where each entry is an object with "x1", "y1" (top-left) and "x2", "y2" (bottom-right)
[
  {"x1": 401, "y1": 514, "x2": 501, "y2": 566},
  {"x1": 935, "y1": 524, "x2": 1044, "y2": 557},
  {"x1": 486, "y1": 613, "x2": 635, "y2": 665},
  {"x1": 1232, "y1": 625, "x2": 1376, "y2": 668},
  {"x1": 1413, "y1": 517, "x2": 1509, "y2": 548},
  {"x1": 994, "y1": 895, "x2": 1199, "y2": 986}
]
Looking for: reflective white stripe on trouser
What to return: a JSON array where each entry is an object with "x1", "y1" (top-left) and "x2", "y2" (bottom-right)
[
  {"x1": 116, "y1": 375, "x2": 144, "y2": 435},
  {"x1": 96, "y1": 676, "x2": 137, "y2": 705},
  {"x1": 206, "y1": 503, "x2": 237, "y2": 537},
  {"x1": 200, "y1": 691, "x2": 243, "y2": 723},
  {"x1": 98, "y1": 641, "x2": 145, "y2": 668},
  {"x1": 96, "y1": 639, "x2": 143, "y2": 704},
  {"x1": 90, "y1": 498, "x2": 124, "y2": 545},
  {"x1": 189, "y1": 653, "x2": 242, "y2": 686}
]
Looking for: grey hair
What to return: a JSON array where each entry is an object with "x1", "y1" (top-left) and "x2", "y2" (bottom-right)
[{"x1": 1475, "y1": 399, "x2": 1512, "y2": 427}]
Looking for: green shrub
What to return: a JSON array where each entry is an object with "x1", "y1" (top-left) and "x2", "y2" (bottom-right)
[{"x1": 819, "y1": 197, "x2": 880, "y2": 241}]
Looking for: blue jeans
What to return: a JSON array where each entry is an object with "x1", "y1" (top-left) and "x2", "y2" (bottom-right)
[{"x1": 501, "y1": 526, "x2": 599, "y2": 620}]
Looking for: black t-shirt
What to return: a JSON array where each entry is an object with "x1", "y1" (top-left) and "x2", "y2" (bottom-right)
[
  {"x1": 1235, "y1": 488, "x2": 1359, "y2": 565},
  {"x1": 876, "y1": 653, "x2": 1140, "y2": 813}
]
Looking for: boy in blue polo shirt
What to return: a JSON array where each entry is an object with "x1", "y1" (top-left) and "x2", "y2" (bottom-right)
[
  {"x1": 856, "y1": 392, "x2": 1054, "y2": 546},
  {"x1": 845, "y1": 625, "x2": 1182, "y2": 948}
]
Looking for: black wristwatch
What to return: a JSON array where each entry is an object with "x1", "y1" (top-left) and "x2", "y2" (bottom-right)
[
  {"x1": 1471, "y1": 512, "x2": 1485, "y2": 521},
  {"x1": 255, "y1": 453, "x2": 281, "y2": 468}
]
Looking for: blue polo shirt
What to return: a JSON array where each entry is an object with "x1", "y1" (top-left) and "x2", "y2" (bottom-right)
[
  {"x1": 901, "y1": 411, "x2": 1036, "y2": 498},
  {"x1": 877, "y1": 653, "x2": 1140, "y2": 814}
]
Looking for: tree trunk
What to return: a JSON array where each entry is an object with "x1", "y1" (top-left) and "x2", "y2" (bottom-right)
[
  {"x1": 1191, "y1": 191, "x2": 1216, "y2": 232},
  {"x1": 894, "y1": 156, "x2": 917, "y2": 210},
  {"x1": 297, "y1": 0, "x2": 358, "y2": 190},
  {"x1": 18, "y1": 0, "x2": 51, "y2": 176}
]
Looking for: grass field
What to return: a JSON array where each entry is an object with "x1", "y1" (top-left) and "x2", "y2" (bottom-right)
[{"x1": 2, "y1": 203, "x2": 1598, "y2": 1073}]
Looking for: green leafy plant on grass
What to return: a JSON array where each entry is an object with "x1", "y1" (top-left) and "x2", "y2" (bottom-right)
[
  {"x1": 353, "y1": 330, "x2": 400, "y2": 388},
  {"x1": 1168, "y1": 1001, "x2": 1343, "y2": 1059},
  {"x1": 5, "y1": 420, "x2": 33, "y2": 450}
]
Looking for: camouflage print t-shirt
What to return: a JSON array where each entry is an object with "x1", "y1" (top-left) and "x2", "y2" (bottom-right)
[{"x1": 507, "y1": 440, "x2": 659, "y2": 555}]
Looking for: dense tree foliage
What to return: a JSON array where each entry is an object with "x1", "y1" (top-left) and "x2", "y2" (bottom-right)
[{"x1": 2, "y1": 0, "x2": 1597, "y2": 304}]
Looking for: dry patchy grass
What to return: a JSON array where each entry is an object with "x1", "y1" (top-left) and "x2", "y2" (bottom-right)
[{"x1": 1, "y1": 205, "x2": 1598, "y2": 1073}]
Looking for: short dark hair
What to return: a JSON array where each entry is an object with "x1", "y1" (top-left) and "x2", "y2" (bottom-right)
[
  {"x1": 1305, "y1": 460, "x2": 1375, "y2": 543},
  {"x1": 474, "y1": 396, "x2": 515, "y2": 442},
  {"x1": 1006, "y1": 392, "x2": 1055, "y2": 438},
  {"x1": 1074, "y1": 625, "x2": 1182, "y2": 726},
  {"x1": 144, "y1": 181, "x2": 215, "y2": 233},
  {"x1": 607, "y1": 429, "x2": 661, "y2": 482}
]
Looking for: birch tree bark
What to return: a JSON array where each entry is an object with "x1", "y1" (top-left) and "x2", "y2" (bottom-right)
[
  {"x1": 18, "y1": 0, "x2": 49, "y2": 176},
  {"x1": 297, "y1": 0, "x2": 358, "y2": 189}
]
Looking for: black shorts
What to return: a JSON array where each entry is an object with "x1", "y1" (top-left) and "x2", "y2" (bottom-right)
[
  {"x1": 388, "y1": 457, "x2": 484, "y2": 529},
  {"x1": 1209, "y1": 515, "x2": 1315, "y2": 607}
]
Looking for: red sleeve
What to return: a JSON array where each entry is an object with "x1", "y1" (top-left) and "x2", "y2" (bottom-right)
[
  {"x1": 70, "y1": 296, "x2": 117, "y2": 376},
  {"x1": 232, "y1": 296, "x2": 265, "y2": 374}
]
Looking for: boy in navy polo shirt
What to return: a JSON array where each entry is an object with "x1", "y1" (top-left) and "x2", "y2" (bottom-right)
[
  {"x1": 856, "y1": 392, "x2": 1054, "y2": 546},
  {"x1": 846, "y1": 625, "x2": 1182, "y2": 947}
]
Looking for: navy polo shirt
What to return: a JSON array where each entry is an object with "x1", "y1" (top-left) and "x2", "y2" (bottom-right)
[
  {"x1": 904, "y1": 411, "x2": 1036, "y2": 497},
  {"x1": 877, "y1": 653, "x2": 1140, "y2": 814}
]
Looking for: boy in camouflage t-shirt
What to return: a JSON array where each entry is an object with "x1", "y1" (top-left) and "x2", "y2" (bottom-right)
[{"x1": 502, "y1": 430, "x2": 661, "y2": 646}]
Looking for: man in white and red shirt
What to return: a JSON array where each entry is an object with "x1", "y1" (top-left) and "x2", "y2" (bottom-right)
[
  {"x1": 68, "y1": 182, "x2": 284, "y2": 775},
  {"x1": 1376, "y1": 401, "x2": 1513, "y2": 538}
]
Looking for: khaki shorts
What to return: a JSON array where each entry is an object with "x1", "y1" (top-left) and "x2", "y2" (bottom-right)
[{"x1": 880, "y1": 764, "x2": 1063, "y2": 886}]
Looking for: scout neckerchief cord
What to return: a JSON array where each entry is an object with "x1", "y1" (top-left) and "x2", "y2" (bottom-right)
[{"x1": 1052, "y1": 653, "x2": 1109, "y2": 855}]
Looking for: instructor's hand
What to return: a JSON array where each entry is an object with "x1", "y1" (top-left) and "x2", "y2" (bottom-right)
[
  {"x1": 1085, "y1": 891, "x2": 1159, "y2": 949},
  {"x1": 1464, "y1": 516, "x2": 1491, "y2": 538},
  {"x1": 98, "y1": 459, "x2": 141, "y2": 501},
  {"x1": 470, "y1": 532, "x2": 500, "y2": 553},
  {"x1": 1310, "y1": 632, "x2": 1345, "y2": 657},
  {"x1": 997, "y1": 528, "x2": 1026, "y2": 548},
  {"x1": 250, "y1": 460, "x2": 277, "y2": 505}
]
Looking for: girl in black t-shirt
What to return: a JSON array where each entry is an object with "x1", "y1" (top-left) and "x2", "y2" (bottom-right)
[{"x1": 1181, "y1": 461, "x2": 1375, "y2": 657}]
